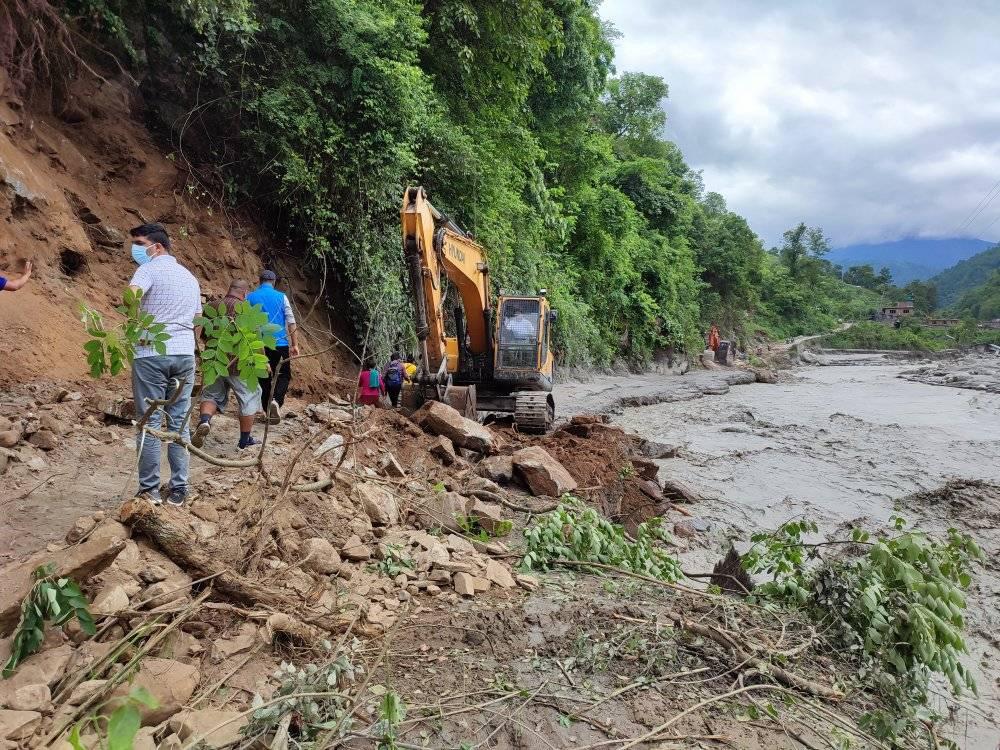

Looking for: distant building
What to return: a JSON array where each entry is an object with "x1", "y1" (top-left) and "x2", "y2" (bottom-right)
[
  {"x1": 985, "y1": 319, "x2": 1000, "y2": 330},
  {"x1": 879, "y1": 301, "x2": 914, "y2": 320},
  {"x1": 925, "y1": 317, "x2": 961, "y2": 328}
]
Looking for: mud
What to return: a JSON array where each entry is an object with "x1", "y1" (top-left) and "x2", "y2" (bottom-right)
[{"x1": 612, "y1": 355, "x2": 1000, "y2": 749}]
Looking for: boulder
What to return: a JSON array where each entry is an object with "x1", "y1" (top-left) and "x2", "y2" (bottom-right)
[
  {"x1": 140, "y1": 572, "x2": 193, "y2": 609},
  {"x1": 429, "y1": 436, "x2": 456, "y2": 466},
  {"x1": 211, "y1": 623, "x2": 258, "y2": 662},
  {"x1": 453, "y1": 572, "x2": 476, "y2": 597},
  {"x1": 91, "y1": 584, "x2": 129, "y2": 615},
  {"x1": 341, "y1": 535, "x2": 371, "y2": 562},
  {"x1": 107, "y1": 658, "x2": 199, "y2": 725},
  {"x1": 0, "y1": 538, "x2": 125, "y2": 634},
  {"x1": 636, "y1": 439, "x2": 681, "y2": 459},
  {"x1": 313, "y1": 432, "x2": 345, "y2": 460},
  {"x1": 477, "y1": 455, "x2": 513, "y2": 484},
  {"x1": 380, "y1": 452, "x2": 406, "y2": 478},
  {"x1": 301, "y1": 538, "x2": 341, "y2": 575},
  {"x1": 412, "y1": 401, "x2": 493, "y2": 454},
  {"x1": 168, "y1": 709, "x2": 250, "y2": 749},
  {"x1": 636, "y1": 479, "x2": 663, "y2": 502},
  {"x1": 27, "y1": 430, "x2": 57, "y2": 451},
  {"x1": 6, "y1": 684, "x2": 50, "y2": 713},
  {"x1": 354, "y1": 483, "x2": 400, "y2": 526},
  {"x1": 444, "y1": 534, "x2": 476, "y2": 554},
  {"x1": 67, "y1": 679, "x2": 108, "y2": 706},
  {"x1": 65, "y1": 515, "x2": 98, "y2": 544},
  {"x1": 0, "y1": 710, "x2": 40, "y2": 740},
  {"x1": 466, "y1": 499, "x2": 506, "y2": 536},
  {"x1": 630, "y1": 458, "x2": 659, "y2": 482},
  {"x1": 485, "y1": 560, "x2": 516, "y2": 589},
  {"x1": 38, "y1": 413, "x2": 65, "y2": 436},
  {"x1": 411, "y1": 491, "x2": 469, "y2": 533},
  {"x1": 511, "y1": 447, "x2": 577, "y2": 497},
  {"x1": 0, "y1": 430, "x2": 20, "y2": 449}
]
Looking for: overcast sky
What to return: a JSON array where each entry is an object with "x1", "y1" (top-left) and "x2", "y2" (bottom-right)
[{"x1": 600, "y1": 0, "x2": 1000, "y2": 247}]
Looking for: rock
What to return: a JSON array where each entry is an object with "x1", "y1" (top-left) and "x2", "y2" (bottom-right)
[
  {"x1": 158, "y1": 733, "x2": 183, "y2": 750},
  {"x1": 107, "y1": 658, "x2": 199, "y2": 725},
  {"x1": 94, "y1": 395, "x2": 134, "y2": 423},
  {"x1": 380, "y1": 452, "x2": 406, "y2": 478},
  {"x1": 412, "y1": 491, "x2": 469, "y2": 533},
  {"x1": 636, "y1": 479, "x2": 663, "y2": 502},
  {"x1": 516, "y1": 574, "x2": 540, "y2": 591},
  {"x1": 0, "y1": 538, "x2": 125, "y2": 633},
  {"x1": 637, "y1": 439, "x2": 681, "y2": 459},
  {"x1": 313, "y1": 432, "x2": 345, "y2": 460},
  {"x1": 65, "y1": 515, "x2": 98, "y2": 543},
  {"x1": 0, "y1": 451, "x2": 8, "y2": 476},
  {"x1": 485, "y1": 560, "x2": 516, "y2": 589},
  {"x1": 87, "y1": 518, "x2": 130, "y2": 547},
  {"x1": 190, "y1": 504, "x2": 219, "y2": 523},
  {"x1": 192, "y1": 521, "x2": 218, "y2": 541},
  {"x1": 211, "y1": 623, "x2": 258, "y2": 662},
  {"x1": 354, "y1": 482, "x2": 400, "y2": 526},
  {"x1": 67, "y1": 679, "x2": 108, "y2": 706},
  {"x1": 412, "y1": 401, "x2": 494, "y2": 454},
  {"x1": 472, "y1": 576, "x2": 491, "y2": 592},
  {"x1": 429, "y1": 435, "x2": 456, "y2": 465},
  {"x1": 512, "y1": 446, "x2": 577, "y2": 497},
  {"x1": 630, "y1": 458, "x2": 659, "y2": 482},
  {"x1": 133, "y1": 727, "x2": 157, "y2": 750},
  {"x1": 0, "y1": 710, "x2": 40, "y2": 740},
  {"x1": 168, "y1": 709, "x2": 250, "y2": 749},
  {"x1": 140, "y1": 572, "x2": 193, "y2": 609},
  {"x1": 0, "y1": 431, "x2": 20, "y2": 449},
  {"x1": 477, "y1": 455, "x2": 513, "y2": 484},
  {"x1": 466, "y1": 499, "x2": 506, "y2": 536},
  {"x1": 413, "y1": 541, "x2": 450, "y2": 568},
  {"x1": 341, "y1": 535, "x2": 371, "y2": 561},
  {"x1": 91, "y1": 585, "x2": 129, "y2": 615},
  {"x1": 428, "y1": 569, "x2": 452, "y2": 584},
  {"x1": 38, "y1": 414, "x2": 64, "y2": 436},
  {"x1": 26, "y1": 456, "x2": 45, "y2": 471},
  {"x1": 673, "y1": 520, "x2": 697, "y2": 539},
  {"x1": 139, "y1": 565, "x2": 169, "y2": 584},
  {"x1": 444, "y1": 534, "x2": 476, "y2": 554},
  {"x1": 301, "y1": 538, "x2": 341, "y2": 575},
  {"x1": 307, "y1": 404, "x2": 353, "y2": 424},
  {"x1": 7, "y1": 684, "x2": 50, "y2": 713},
  {"x1": 453, "y1": 572, "x2": 476, "y2": 596}
]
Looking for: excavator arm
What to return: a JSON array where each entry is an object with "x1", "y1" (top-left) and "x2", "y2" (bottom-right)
[{"x1": 401, "y1": 186, "x2": 491, "y2": 379}]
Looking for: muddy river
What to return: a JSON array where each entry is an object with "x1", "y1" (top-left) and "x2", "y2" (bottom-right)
[{"x1": 598, "y1": 355, "x2": 1000, "y2": 749}]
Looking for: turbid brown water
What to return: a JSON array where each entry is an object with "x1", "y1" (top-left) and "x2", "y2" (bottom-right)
[{"x1": 562, "y1": 355, "x2": 1000, "y2": 749}]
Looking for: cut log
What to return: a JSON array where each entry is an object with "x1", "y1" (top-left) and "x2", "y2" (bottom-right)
[
  {"x1": 0, "y1": 537, "x2": 126, "y2": 635},
  {"x1": 660, "y1": 478, "x2": 706, "y2": 504},
  {"x1": 119, "y1": 499, "x2": 349, "y2": 634}
]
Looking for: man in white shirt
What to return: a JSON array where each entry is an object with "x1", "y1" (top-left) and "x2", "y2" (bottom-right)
[{"x1": 127, "y1": 223, "x2": 202, "y2": 507}]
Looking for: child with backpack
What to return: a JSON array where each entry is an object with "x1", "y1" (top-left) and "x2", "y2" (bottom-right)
[
  {"x1": 358, "y1": 357, "x2": 386, "y2": 406},
  {"x1": 384, "y1": 352, "x2": 407, "y2": 407}
]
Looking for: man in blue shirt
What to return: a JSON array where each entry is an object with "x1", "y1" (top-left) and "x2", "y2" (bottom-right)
[
  {"x1": 0, "y1": 260, "x2": 32, "y2": 292},
  {"x1": 247, "y1": 270, "x2": 299, "y2": 423}
]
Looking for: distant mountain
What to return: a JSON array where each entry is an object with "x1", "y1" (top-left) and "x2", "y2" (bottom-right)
[
  {"x1": 929, "y1": 244, "x2": 1000, "y2": 307},
  {"x1": 828, "y1": 238, "x2": 995, "y2": 285}
]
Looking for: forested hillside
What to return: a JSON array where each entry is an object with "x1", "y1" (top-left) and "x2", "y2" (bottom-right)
[
  {"x1": 17, "y1": 0, "x2": 872, "y2": 365},
  {"x1": 930, "y1": 245, "x2": 1000, "y2": 307},
  {"x1": 953, "y1": 270, "x2": 1000, "y2": 320}
]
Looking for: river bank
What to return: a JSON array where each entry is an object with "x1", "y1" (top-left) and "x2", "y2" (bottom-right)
[{"x1": 612, "y1": 353, "x2": 1000, "y2": 749}]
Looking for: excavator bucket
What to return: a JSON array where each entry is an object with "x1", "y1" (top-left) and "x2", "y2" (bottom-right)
[{"x1": 400, "y1": 383, "x2": 477, "y2": 420}]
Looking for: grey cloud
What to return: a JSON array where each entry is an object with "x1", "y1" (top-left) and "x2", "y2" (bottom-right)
[{"x1": 600, "y1": 0, "x2": 1000, "y2": 246}]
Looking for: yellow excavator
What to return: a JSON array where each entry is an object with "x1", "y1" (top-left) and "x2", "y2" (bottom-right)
[{"x1": 401, "y1": 186, "x2": 557, "y2": 432}]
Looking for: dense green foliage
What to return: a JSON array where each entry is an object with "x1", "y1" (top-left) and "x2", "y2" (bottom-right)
[
  {"x1": 743, "y1": 517, "x2": 983, "y2": 742},
  {"x1": 930, "y1": 244, "x2": 1000, "y2": 308},
  {"x1": 952, "y1": 269, "x2": 1000, "y2": 320},
  {"x1": 68, "y1": 0, "x2": 875, "y2": 365},
  {"x1": 822, "y1": 320, "x2": 1000, "y2": 351}
]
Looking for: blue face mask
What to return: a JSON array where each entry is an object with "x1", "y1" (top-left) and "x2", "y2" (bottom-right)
[{"x1": 131, "y1": 243, "x2": 152, "y2": 265}]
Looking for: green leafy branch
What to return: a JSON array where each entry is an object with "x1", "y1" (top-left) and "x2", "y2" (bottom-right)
[
  {"x1": 3, "y1": 564, "x2": 96, "y2": 677},
  {"x1": 522, "y1": 497, "x2": 681, "y2": 582},
  {"x1": 67, "y1": 686, "x2": 159, "y2": 750},
  {"x1": 80, "y1": 288, "x2": 169, "y2": 378},
  {"x1": 195, "y1": 301, "x2": 277, "y2": 387}
]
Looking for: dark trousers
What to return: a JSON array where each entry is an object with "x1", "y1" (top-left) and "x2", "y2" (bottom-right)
[
  {"x1": 387, "y1": 384, "x2": 402, "y2": 407},
  {"x1": 261, "y1": 346, "x2": 291, "y2": 406}
]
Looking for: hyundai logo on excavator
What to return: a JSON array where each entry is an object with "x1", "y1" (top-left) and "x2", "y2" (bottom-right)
[{"x1": 447, "y1": 244, "x2": 466, "y2": 263}]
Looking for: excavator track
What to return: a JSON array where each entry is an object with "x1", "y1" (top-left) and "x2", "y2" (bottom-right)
[{"x1": 513, "y1": 392, "x2": 555, "y2": 434}]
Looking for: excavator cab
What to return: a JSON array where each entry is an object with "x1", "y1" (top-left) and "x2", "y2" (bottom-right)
[{"x1": 495, "y1": 296, "x2": 555, "y2": 388}]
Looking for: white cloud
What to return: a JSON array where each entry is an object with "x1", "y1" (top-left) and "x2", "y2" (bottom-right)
[{"x1": 600, "y1": 0, "x2": 1000, "y2": 245}]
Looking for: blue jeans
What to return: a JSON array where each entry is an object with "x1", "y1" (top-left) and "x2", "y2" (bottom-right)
[{"x1": 132, "y1": 355, "x2": 196, "y2": 494}]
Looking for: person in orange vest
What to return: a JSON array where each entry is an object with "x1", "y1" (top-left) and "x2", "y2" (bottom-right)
[{"x1": 708, "y1": 324, "x2": 720, "y2": 352}]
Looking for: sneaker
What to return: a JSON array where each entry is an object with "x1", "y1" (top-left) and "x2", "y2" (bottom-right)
[
  {"x1": 136, "y1": 491, "x2": 161, "y2": 506},
  {"x1": 191, "y1": 420, "x2": 211, "y2": 448},
  {"x1": 166, "y1": 489, "x2": 191, "y2": 507},
  {"x1": 238, "y1": 436, "x2": 259, "y2": 450},
  {"x1": 267, "y1": 400, "x2": 281, "y2": 425}
]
